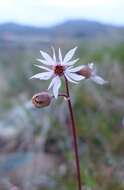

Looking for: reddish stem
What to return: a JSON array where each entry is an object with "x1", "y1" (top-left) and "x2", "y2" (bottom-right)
[{"x1": 64, "y1": 76, "x2": 82, "y2": 190}]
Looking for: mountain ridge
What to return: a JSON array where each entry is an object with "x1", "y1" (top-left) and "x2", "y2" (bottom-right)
[{"x1": 0, "y1": 19, "x2": 124, "y2": 39}]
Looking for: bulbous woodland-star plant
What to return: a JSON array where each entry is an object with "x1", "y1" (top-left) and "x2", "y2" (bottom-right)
[{"x1": 31, "y1": 47, "x2": 107, "y2": 190}]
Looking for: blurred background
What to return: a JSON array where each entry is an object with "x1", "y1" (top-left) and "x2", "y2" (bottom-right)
[{"x1": 0, "y1": 0, "x2": 124, "y2": 190}]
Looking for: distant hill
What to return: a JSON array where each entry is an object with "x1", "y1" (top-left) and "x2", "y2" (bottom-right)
[
  {"x1": 0, "y1": 20, "x2": 124, "y2": 41},
  {"x1": 0, "y1": 22, "x2": 51, "y2": 36},
  {"x1": 52, "y1": 20, "x2": 124, "y2": 38}
]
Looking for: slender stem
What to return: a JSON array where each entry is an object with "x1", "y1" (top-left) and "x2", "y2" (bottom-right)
[
  {"x1": 64, "y1": 76, "x2": 82, "y2": 190},
  {"x1": 52, "y1": 93, "x2": 68, "y2": 99}
]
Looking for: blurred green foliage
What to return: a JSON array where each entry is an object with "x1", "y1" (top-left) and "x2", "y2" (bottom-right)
[{"x1": 0, "y1": 37, "x2": 124, "y2": 190}]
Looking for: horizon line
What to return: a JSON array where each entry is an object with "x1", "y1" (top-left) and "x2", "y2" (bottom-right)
[{"x1": 0, "y1": 18, "x2": 124, "y2": 28}]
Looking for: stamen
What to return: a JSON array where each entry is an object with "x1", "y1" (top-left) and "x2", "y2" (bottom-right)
[{"x1": 54, "y1": 65, "x2": 64, "y2": 76}]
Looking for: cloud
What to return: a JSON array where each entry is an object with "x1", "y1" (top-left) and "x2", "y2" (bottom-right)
[
  {"x1": 35, "y1": 0, "x2": 114, "y2": 7},
  {"x1": 0, "y1": 0, "x2": 123, "y2": 26},
  {"x1": 21, "y1": 0, "x2": 124, "y2": 8}
]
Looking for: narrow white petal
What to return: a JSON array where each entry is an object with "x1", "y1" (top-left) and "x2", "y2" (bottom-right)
[
  {"x1": 51, "y1": 46, "x2": 56, "y2": 63},
  {"x1": 40, "y1": 50, "x2": 54, "y2": 65},
  {"x1": 88, "y1": 63, "x2": 94, "y2": 69},
  {"x1": 63, "y1": 58, "x2": 79, "y2": 66},
  {"x1": 66, "y1": 72, "x2": 85, "y2": 81},
  {"x1": 37, "y1": 58, "x2": 52, "y2": 65},
  {"x1": 64, "y1": 71, "x2": 78, "y2": 84},
  {"x1": 91, "y1": 75, "x2": 108, "y2": 85},
  {"x1": 67, "y1": 65, "x2": 85, "y2": 72},
  {"x1": 63, "y1": 47, "x2": 77, "y2": 63},
  {"x1": 52, "y1": 76, "x2": 61, "y2": 99},
  {"x1": 67, "y1": 66, "x2": 73, "y2": 70},
  {"x1": 30, "y1": 71, "x2": 53, "y2": 80},
  {"x1": 34, "y1": 64, "x2": 51, "y2": 71},
  {"x1": 48, "y1": 76, "x2": 57, "y2": 90},
  {"x1": 58, "y1": 48, "x2": 63, "y2": 64}
]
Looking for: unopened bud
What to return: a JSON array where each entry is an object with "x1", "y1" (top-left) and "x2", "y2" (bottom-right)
[
  {"x1": 77, "y1": 67, "x2": 92, "y2": 78},
  {"x1": 32, "y1": 92, "x2": 52, "y2": 108}
]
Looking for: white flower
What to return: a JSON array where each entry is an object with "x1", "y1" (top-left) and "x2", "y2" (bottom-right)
[
  {"x1": 31, "y1": 47, "x2": 85, "y2": 98},
  {"x1": 88, "y1": 63, "x2": 108, "y2": 84},
  {"x1": 77, "y1": 63, "x2": 108, "y2": 85}
]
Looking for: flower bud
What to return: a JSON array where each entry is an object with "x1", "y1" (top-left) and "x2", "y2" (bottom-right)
[
  {"x1": 77, "y1": 67, "x2": 92, "y2": 78},
  {"x1": 32, "y1": 92, "x2": 52, "y2": 108}
]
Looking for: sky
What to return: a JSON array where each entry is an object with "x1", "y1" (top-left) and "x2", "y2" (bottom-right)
[{"x1": 0, "y1": 0, "x2": 124, "y2": 27}]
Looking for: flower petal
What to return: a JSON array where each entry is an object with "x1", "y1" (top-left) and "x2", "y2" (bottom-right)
[
  {"x1": 66, "y1": 72, "x2": 85, "y2": 81},
  {"x1": 48, "y1": 76, "x2": 56, "y2": 90},
  {"x1": 51, "y1": 46, "x2": 56, "y2": 63},
  {"x1": 88, "y1": 63, "x2": 94, "y2": 69},
  {"x1": 34, "y1": 64, "x2": 51, "y2": 71},
  {"x1": 64, "y1": 71, "x2": 78, "y2": 84},
  {"x1": 40, "y1": 50, "x2": 54, "y2": 65},
  {"x1": 63, "y1": 47, "x2": 78, "y2": 63},
  {"x1": 53, "y1": 76, "x2": 61, "y2": 99},
  {"x1": 30, "y1": 71, "x2": 53, "y2": 80},
  {"x1": 67, "y1": 65, "x2": 85, "y2": 72},
  {"x1": 91, "y1": 75, "x2": 108, "y2": 85},
  {"x1": 48, "y1": 76, "x2": 61, "y2": 99},
  {"x1": 58, "y1": 48, "x2": 63, "y2": 64},
  {"x1": 63, "y1": 58, "x2": 79, "y2": 66},
  {"x1": 37, "y1": 59, "x2": 51, "y2": 65}
]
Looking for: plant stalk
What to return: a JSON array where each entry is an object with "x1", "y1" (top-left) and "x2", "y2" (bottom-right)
[{"x1": 64, "y1": 76, "x2": 82, "y2": 190}]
